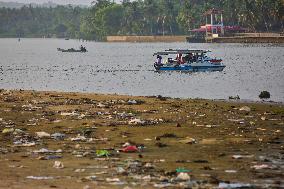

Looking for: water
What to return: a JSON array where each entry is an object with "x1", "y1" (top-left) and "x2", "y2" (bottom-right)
[{"x1": 0, "y1": 38, "x2": 283, "y2": 102}]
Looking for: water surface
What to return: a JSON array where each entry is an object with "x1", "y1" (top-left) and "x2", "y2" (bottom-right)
[{"x1": 0, "y1": 38, "x2": 283, "y2": 102}]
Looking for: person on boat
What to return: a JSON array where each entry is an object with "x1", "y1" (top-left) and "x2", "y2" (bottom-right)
[
  {"x1": 193, "y1": 54, "x2": 198, "y2": 62},
  {"x1": 176, "y1": 53, "x2": 184, "y2": 64},
  {"x1": 80, "y1": 45, "x2": 85, "y2": 51},
  {"x1": 184, "y1": 53, "x2": 193, "y2": 63},
  {"x1": 156, "y1": 55, "x2": 162, "y2": 65},
  {"x1": 168, "y1": 57, "x2": 174, "y2": 64}
]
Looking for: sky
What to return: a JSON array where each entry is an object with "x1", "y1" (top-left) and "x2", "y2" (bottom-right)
[{"x1": 0, "y1": 0, "x2": 116, "y2": 5}]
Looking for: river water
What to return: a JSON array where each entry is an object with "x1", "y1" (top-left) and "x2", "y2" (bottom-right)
[{"x1": 0, "y1": 38, "x2": 283, "y2": 102}]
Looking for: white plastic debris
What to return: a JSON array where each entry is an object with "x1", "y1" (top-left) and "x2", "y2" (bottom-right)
[
  {"x1": 128, "y1": 118, "x2": 145, "y2": 125},
  {"x1": 53, "y1": 161, "x2": 64, "y2": 169},
  {"x1": 239, "y1": 106, "x2": 251, "y2": 112},
  {"x1": 176, "y1": 172, "x2": 190, "y2": 181},
  {"x1": 36, "y1": 132, "x2": 50, "y2": 138},
  {"x1": 26, "y1": 176, "x2": 54, "y2": 180},
  {"x1": 70, "y1": 135, "x2": 87, "y2": 141}
]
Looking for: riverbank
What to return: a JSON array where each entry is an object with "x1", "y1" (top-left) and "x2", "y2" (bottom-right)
[
  {"x1": 0, "y1": 89, "x2": 283, "y2": 188},
  {"x1": 206, "y1": 36, "x2": 284, "y2": 43},
  {"x1": 107, "y1": 33, "x2": 284, "y2": 43}
]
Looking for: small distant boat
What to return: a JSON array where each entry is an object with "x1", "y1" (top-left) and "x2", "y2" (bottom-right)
[
  {"x1": 153, "y1": 49, "x2": 225, "y2": 72},
  {"x1": 57, "y1": 47, "x2": 87, "y2": 53}
]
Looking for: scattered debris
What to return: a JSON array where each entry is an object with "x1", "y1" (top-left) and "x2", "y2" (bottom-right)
[
  {"x1": 0, "y1": 90, "x2": 283, "y2": 188},
  {"x1": 36, "y1": 131, "x2": 50, "y2": 138},
  {"x1": 96, "y1": 150, "x2": 110, "y2": 157},
  {"x1": 53, "y1": 161, "x2": 64, "y2": 169},
  {"x1": 218, "y1": 182, "x2": 252, "y2": 189},
  {"x1": 26, "y1": 176, "x2": 54, "y2": 180},
  {"x1": 176, "y1": 172, "x2": 191, "y2": 181},
  {"x1": 239, "y1": 106, "x2": 251, "y2": 112}
]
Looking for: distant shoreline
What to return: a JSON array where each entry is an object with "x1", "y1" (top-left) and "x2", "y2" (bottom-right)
[
  {"x1": 1, "y1": 35, "x2": 283, "y2": 43},
  {"x1": 106, "y1": 35, "x2": 284, "y2": 43}
]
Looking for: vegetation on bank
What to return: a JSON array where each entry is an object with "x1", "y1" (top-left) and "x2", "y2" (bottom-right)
[{"x1": 0, "y1": 0, "x2": 283, "y2": 40}]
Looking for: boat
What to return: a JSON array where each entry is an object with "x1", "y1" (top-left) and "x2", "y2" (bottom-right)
[
  {"x1": 153, "y1": 49, "x2": 225, "y2": 72},
  {"x1": 57, "y1": 47, "x2": 87, "y2": 53}
]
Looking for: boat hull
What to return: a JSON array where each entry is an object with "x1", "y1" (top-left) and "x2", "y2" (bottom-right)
[
  {"x1": 57, "y1": 48, "x2": 87, "y2": 53},
  {"x1": 155, "y1": 65, "x2": 225, "y2": 72}
]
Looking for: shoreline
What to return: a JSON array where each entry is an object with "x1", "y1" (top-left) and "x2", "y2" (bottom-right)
[
  {"x1": 107, "y1": 35, "x2": 284, "y2": 43},
  {"x1": 1, "y1": 35, "x2": 284, "y2": 43},
  {"x1": 0, "y1": 89, "x2": 284, "y2": 188},
  {"x1": 2, "y1": 88, "x2": 284, "y2": 105}
]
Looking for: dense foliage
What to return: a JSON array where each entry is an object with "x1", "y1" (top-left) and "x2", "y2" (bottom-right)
[
  {"x1": 0, "y1": 5, "x2": 85, "y2": 38},
  {"x1": 0, "y1": 0, "x2": 283, "y2": 40}
]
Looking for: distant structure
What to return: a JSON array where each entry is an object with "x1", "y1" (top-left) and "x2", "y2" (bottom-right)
[{"x1": 188, "y1": 8, "x2": 246, "y2": 42}]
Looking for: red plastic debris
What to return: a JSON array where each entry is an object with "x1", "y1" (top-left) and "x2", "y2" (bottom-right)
[{"x1": 121, "y1": 145, "x2": 138, "y2": 153}]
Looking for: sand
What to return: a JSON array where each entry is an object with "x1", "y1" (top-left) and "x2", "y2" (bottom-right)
[{"x1": 0, "y1": 89, "x2": 283, "y2": 188}]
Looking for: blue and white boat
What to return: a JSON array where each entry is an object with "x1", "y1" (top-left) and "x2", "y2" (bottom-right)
[{"x1": 153, "y1": 49, "x2": 225, "y2": 72}]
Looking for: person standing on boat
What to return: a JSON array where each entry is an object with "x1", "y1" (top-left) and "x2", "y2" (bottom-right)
[
  {"x1": 176, "y1": 53, "x2": 184, "y2": 64},
  {"x1": 156, "y1": 55, "x2": 162, "y2": 65}
]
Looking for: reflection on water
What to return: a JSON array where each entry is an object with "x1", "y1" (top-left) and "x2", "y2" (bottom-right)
[{"x1": 0, "y1": 38, "x2": 283, "y2": 102}]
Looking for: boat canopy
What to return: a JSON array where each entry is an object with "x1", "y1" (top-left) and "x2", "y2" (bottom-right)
[{"x1": 153, "y1": 49, "x2": 211, "y2": 56}]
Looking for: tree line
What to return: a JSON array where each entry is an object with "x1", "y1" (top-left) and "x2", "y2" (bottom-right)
[{"x1": 0, "y1": 0, "x2": 283, "y2": 40}]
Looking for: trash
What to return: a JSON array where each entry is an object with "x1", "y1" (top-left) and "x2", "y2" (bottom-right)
[
  {"x1": 179, "y1": 137, "x2": 197, "y2": 144},
  {"x1": 84, "y1": 176, "x2": 97, "y2": 181},
  {"x1": 14, "y1": 141, "x2": 36, "y2": 147},
  {"x1": 116, "y1": 167, "x2": 126, "y2": 174},
  {"x1": 232, "y1": 155, "x2": 254, "y2": 159},
  {"x1": 259, "y1": 91, "x2": 270, "y2": 99},
  {"x1": 36, "y1": 132, "x2": 50, "y2": 138},
  {"x1": 225, "y1": 170, "x2": 237, "y2": 173},
  {"x1": 251, "y1": 164, "x2": 275, "y2": 170},
  {"x1": 128, "y1": 118, "x2": 145, "y2": 125},
  {"x1": 218, "y1": 182, "x2": 252, "y2": 188},
  {"x1": 239, "y1": 106, "x2": 251, "y2": 112},
  {"x1": 2, "y1": 128, "x2": 14, "y2": 134},
  {"x1": 176, "y1": 168, "x2": 191, "y2": 173},
  {"x1": 144, "y1": 138, "x2": 152, "y2": 141},
  {"x1": 74, "y1": 168, "x2": 85, "y2": 173},
  {"x1": 97, "y1": 103, "x2": 106, "y2": 108},
  {"x1": 261, "y1": 116, "x2": 266, "y2": 121},
  {"x1": 60, "y1": 111, "x2": 79, "y2": 116},
  {"x1": 38, "y1": 155, "x2": 62, "y2": 160},
  {"x1": 121, "y1": 145, "x2": 139, "y2": 153},
  {"x1": 122, "y1": 142, "x2": 131, "y2": 147},
  {"x1": 26, "y1": 176, "x2": 54, "y2": 180},
  {"x1": 144, "y1": 163, "x2": 155, "y2": 168},
  {"x1": 33, "y1": 148, "x2": 63, "y2": 154},
  {"x1": 96, "y1": 150, "x2": 110, "y2": 157},
  {"x1": 70, "y1": 135, "x2": 87, "y2": 141},
  {"x1": 106, "y1": 178, "x2": 120, "y2": 182},
  {"x1": 176, "y1": 172, "x2": 190, "y2": 181},
  {"x1": 128, "y1": 100, "x2": 137, "y2": 104},
  {"x1": 51, "y1": 133, "x2": 65, "y2": 140},
  {"x1": 53, "y1": 161, "x2": 64, "y2": 169},
  {"x1": 153, "y1": 183, "x2": 173, "y2": 188}
]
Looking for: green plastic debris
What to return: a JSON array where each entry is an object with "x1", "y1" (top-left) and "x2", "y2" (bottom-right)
[
  {"x1": 176, "y1": 168, "x2": 191, "y2": 173},
  {"x1": 96, "y1": 150, "x2": 110, "y2": 157},
  {"x1": 2, "y1": 128, "x2": 14, "y2": 134}
]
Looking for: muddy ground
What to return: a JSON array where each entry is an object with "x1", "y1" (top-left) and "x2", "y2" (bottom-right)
[{"x1": 0, "y1": 90, "x2": 283, "y2": 189}]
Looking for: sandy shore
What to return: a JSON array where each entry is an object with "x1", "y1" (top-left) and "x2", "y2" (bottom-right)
[{"x1": 0, "y1": 89, "x2": 283, "y2": 189}]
